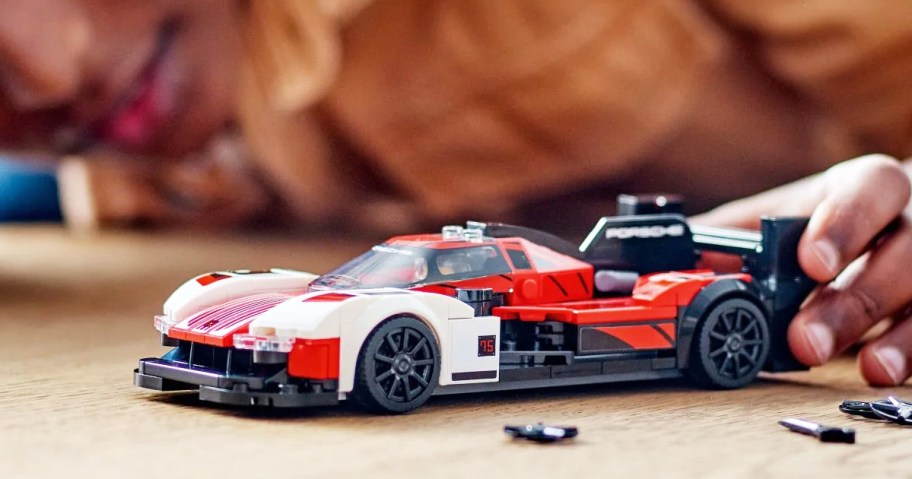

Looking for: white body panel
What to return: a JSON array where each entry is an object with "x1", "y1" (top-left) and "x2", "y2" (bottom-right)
[
  {"x1": 248, "y1": 289, "x2": 501, "y2": 394},
  {"x1": 163, "y1": 269, "x2": 317, "y2": 323},
  {"x1": 449, "y1": 316, "x2": 500, "y2": 382}
]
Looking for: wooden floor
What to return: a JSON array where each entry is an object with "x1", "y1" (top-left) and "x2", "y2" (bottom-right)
[{"x1": 1, "y1": 226, "x2": 908, "y2": 478}]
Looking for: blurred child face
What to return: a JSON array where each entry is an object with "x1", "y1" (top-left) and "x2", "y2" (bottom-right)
[{"x1": 0, "y1": 0, "x2": 241, "y2": 157}]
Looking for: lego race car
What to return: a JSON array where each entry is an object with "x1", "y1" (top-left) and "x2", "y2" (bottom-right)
[{"x1": 135, "y1": 195, "x2": 815, "y2": 413}]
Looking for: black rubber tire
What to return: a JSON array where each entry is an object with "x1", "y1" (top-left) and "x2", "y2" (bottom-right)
[
  {"x1": 687, "y1": 297, "x2": 770, "y2": 389},
  {"x1": 351, "y1": 316, "x2": 440, "y2": 414}
]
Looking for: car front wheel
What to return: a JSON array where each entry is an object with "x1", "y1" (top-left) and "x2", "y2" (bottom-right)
[{"x1": 351, "y1": 316, "x2": 440, "y2": 414}]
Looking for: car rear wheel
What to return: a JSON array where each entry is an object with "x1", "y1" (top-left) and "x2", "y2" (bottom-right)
[
  {"x1": 351, "y1": 316, "x2": 440, "y2": 414},
  {"x1": 687, "y1": 297, "x2": 770, "y2": 389}
]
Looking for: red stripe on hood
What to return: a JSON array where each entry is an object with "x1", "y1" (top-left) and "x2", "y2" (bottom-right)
[{"x1": 169, "y1": 292, "x2": 294, "y2": 347}]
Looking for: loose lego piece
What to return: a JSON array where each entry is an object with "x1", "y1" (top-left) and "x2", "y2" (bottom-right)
[
  {"x1": 838, "y1": 400, "x2": 882, "y2": 420},
  {"x1": 871, "y1": 397, "x2": 912, "y2": 425},
  {"x1": 841, "y1": 397, "x2": 912, "y2": 425},
  {"x1": 504, "y1": 423, "x2": 578, "y2": 443},
  {"x1": 779, "y1": 418, "x2": 855, "y2": 444}
]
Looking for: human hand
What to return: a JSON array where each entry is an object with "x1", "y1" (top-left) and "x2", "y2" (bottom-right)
[{"x1": 692, "y1": 154, "x2": 912, "y2": 386}]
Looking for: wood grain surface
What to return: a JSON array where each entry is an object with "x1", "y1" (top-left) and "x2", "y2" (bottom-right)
[{"x1": 1, "y1": 226, "x2": 908, "y2": 479}]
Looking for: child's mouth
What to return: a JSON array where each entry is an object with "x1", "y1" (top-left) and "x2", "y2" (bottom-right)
[{"x1": 93, "y1": 20, "x2": 180, "y2": 151}]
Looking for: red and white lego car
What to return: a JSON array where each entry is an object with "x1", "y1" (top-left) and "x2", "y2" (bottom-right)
[{"x1": 135, "y1": 196, "x2": 814, "y2": 413}]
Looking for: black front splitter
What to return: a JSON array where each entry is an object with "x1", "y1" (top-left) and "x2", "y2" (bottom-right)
[
  {"x1": 197, "y1": 384, "x2": 339, "y2": 408},
  {"x1": 135, "y1": 357, "x2": 339, "y2": 408}
]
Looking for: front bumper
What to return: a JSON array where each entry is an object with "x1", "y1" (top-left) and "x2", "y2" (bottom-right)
[{"x1": 135, "y1": 357, "x2": 339, "y2": 408}]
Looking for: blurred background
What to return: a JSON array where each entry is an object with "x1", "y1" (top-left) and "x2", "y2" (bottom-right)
[
  {"x1": 0, "y1": 0, "x2": 910, "y2": 243},
  {"x1": 0, "y1": 156, "x2": 61, "y2": 223}
]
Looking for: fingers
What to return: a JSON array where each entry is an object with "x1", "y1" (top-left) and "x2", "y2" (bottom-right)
[
  {"x1": 692, "y1": 154, "x2": 906, "y2": 245},
  {"x1": 788, "y1": 216, "x2": 912, "y2": 367},
  {"x1": 858, "y1": 317, "x2": 912, "y2": 386},
  {"x1": 694, "y1": 154, "x2": 912, "y2": 384},
  {"x1": 691, "y1": 172, "x2": 825, "y2": 229},
  {"x1": 797, "y1": 155, "x2": 910, "y2": 282}
]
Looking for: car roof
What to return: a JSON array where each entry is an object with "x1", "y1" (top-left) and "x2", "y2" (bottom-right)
[{"x1": 385, "y1": 234, "x2": 505, "y2": 250}]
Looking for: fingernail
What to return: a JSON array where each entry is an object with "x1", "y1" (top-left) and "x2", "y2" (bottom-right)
[
  {"x1": 804, "y1": 323, "x2": 835, "y2": 363},
  {"x1": 812, "y1": 239, "x2": 840, "y2": 277},
  {"x1": 873, "y1": 347, "x2": 906, "y2": 385}
]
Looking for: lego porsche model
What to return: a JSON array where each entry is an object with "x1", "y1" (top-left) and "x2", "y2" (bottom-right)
[{"x1": 135, "y1": 195, "x2": 816, "y2": 413}]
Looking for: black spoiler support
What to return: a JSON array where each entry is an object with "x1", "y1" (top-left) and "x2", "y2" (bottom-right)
[{"x1": 693, "y1": 218, "x2": 816, "y2": 372}]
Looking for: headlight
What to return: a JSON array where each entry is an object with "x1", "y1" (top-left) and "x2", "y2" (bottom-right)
[
  {"x1": 154, "y1": 314, "x2": 176, "y2": 335},
  {"x1": 233, "y1": 333, "x2": 295, "y2": 353}
]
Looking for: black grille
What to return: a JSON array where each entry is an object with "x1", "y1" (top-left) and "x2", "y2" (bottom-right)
[{"x1": 170, "y1": 341, "x2": 279, "y2": 377}]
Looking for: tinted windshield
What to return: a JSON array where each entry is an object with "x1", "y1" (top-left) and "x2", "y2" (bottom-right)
[{"x1": 310, "y1": 244, "x2": 511, "y2": 290}]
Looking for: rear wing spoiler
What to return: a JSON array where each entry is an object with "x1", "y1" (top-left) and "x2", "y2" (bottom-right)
[
  {"x1": 691, "y1": 219, "x2": 813, "y2": 304},
  {"x1": 690, "y1": 224, "x2": 762, "y2": 256}
]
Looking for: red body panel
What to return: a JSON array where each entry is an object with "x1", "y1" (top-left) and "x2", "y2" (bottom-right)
[
  {"x1": 494, "y1": 271, "x2": 742, "y2": 325},
  {"x1": 656, "y1": 322, "x2": 676, "y2": 339},
  {"x1": 632, "y1": 271, "x2": 751, "y2": 306},
  {"x1": 168, "y1": 327, "x2": 249, "y2": 347},
  {"x1": 495, "y1": 300, "x2": 678, "y2": 325},
  {"x1": 288, "y1": 338, "x2": 341, "y2": 380},
  {"x1": 494, "y1": 270, "x2": 751, "y2": 352},
  {"x1": 498, "y1": 239, "x2": 593, "y2": 306},
  {"x1": 304, "y1": 293, "x2": 355, "y2": 302},
  {"x1": 195, "y1": 273, "x2": 230, "y2": 286}
]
